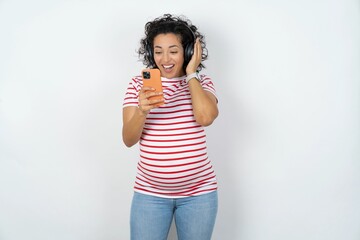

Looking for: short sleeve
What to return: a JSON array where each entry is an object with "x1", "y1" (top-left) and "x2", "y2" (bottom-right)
[
  {"x1": 199, "y1": 74, "x2": 218, "y2": 102},
  {"x1": 123, "y1": 76, "x2": 142, "y2": 107}
]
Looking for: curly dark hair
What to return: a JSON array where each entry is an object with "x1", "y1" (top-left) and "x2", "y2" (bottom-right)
[{"x1": 138, "y1": 13, "x2": 208, "y2": 72}]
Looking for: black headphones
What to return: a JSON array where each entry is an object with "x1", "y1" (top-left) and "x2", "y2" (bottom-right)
[{"x1": 145, "y1": 21, "x2": 196, "y2": 68}]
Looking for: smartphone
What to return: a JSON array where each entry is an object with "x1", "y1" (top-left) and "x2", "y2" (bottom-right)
[{"x1": 142, "y1": 68, "x2": 164, "y2": 106}]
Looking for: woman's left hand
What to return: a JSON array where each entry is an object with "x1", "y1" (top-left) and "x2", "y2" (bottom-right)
[{"x1": 186, "y1": 38, "x2": 202, "y2": 75}]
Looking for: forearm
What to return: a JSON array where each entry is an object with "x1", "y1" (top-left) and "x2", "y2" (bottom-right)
[
  {"x1": 122, "y1": 107, "x2": 147, "y2": 147},
  {"x1": 188, "y1": 79, "x2": 218, "y2": 126}
]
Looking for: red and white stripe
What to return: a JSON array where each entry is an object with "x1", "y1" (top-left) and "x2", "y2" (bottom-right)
[{"x1": 123, "y1": 74, "x2": 218, "y2": 198}]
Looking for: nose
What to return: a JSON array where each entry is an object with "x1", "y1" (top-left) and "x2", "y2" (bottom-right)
[{"x1": 163, "y1": 52, "x2": 170, "y2": 62}]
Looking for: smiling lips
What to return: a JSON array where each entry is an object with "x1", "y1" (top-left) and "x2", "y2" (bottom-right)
[{"x1": 163, "y1": 64, "x2": 174, "y2": 73}]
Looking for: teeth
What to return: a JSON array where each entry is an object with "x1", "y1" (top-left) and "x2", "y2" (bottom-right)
[{"x1": 163, "y1": 65, "x2": 174, "y2": 69}]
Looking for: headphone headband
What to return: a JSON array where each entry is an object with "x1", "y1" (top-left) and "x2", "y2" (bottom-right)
[{"x1": 145, "y1": 21, "x2": 196, "y2": 68}]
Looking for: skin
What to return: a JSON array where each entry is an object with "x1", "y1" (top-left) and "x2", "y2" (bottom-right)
[{"x1": 122, "y1": 33, "x2": 218, "y2": 147}]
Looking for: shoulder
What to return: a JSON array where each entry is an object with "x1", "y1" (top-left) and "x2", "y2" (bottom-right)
[
  {"x1": 198, "y1": 73, "x2": 217, "y2": 95},
  {"x1": 127, "y1": 75, "x2": 143, "y2": 88},
  {"x1": 198, "y1": 73, "x2": 214, "y2": 86},
  {"x1": 199, "y1": 73, "x2": 212, "y2": 81},
  {"x1": 132, "y1": 75, "x2": 143, "y2": 83},
  {"x1": 124, "y1": 75, "x2": 143, "y2": 95}
]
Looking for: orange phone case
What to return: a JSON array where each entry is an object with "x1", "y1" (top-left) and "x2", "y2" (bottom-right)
[{"x1": 142, "y1": 68, "x2": 164, "y2": 106}]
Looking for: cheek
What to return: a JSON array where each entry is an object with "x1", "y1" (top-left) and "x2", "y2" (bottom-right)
[
  {"x1": 153, "y1": 55, "x2": 161, "y2": 65},
  {"x1": 174, "y1": 54, "x2": 184, "y2": 64},
  {"x1": 178, "y1": 57, "x2": 185, "y2": 67}
]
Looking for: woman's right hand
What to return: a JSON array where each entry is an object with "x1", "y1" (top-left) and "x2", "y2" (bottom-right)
[{"x1": 138, "y1": 87, "x2": 164, "y2": 115}]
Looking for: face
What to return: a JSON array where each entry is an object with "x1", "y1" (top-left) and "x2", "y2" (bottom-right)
[{"x1": 153, "y1": 33, "x2": 185, "y2": 78}]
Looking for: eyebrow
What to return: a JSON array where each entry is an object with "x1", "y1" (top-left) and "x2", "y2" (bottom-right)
[{"x1": 154, "y1": 45, "x2": 180, "y2": 49}]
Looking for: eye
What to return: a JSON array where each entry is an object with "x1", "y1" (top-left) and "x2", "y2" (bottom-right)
[
  {"x1": 170, "y1": 51, "x2": 178, "y2": 54},
  {"x1": 154, "y1": 51, "x2": 162, "y2": 55}
]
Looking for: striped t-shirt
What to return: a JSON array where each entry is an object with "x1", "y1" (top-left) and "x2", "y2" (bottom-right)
[{"x1": 123, "y1": 73, "x2": 218, "y2": 198}]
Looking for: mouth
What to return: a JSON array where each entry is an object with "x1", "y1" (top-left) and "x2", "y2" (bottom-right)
[{"x1": 162, "y1": 64, "x2": 174, "y2": 72}]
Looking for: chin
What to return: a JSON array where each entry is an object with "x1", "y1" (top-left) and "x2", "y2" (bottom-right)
[{"x1": 162, "y1": 71, "x2": 178, "y2": 79}]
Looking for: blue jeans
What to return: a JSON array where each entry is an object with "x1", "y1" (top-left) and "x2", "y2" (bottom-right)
[{"x1": 130, "y1": 191, "x2": 218, "y2": 240}]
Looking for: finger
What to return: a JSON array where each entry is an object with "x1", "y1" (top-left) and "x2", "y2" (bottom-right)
[
  {"x1": 139, "y1": 98, "x2": 164, "y2": 112},
  {"x1": 196, "y1": 39, "x2": 202, "y2": 58},
  {"x1": 139, "y1": 91, "x2": 163, "y2": 105},
  {"x1": 139, "y1": 88, "x2": 158, "y2": 98},
  {"x1": 139, "y1": 87, "x2": 155, "y2": 95},
  {"x1": 140, "y1": 86, "x2": 155, "y2": 93},
  {"x1": 148, "y1": 98, "x2": 165, "y2": 106},
  {"x1": 149, "y1": 99, "x2": 164, "y2": 108},
  {"x1": 138, "y1": 100, "x2": 149, "y2": 112},
  {"x1": 141, "y1": 91, "x2": 162, "y2": 101}
]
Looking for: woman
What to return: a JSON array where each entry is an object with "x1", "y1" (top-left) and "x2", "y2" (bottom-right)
[{"x1": 122, "y1": 13, "x2": 219, "y2": 240}]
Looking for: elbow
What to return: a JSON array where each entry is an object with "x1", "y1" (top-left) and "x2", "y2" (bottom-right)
[
  {"x1": 123, "y1": 141, "x2": 135, "y2": 148},
  {"x1": 195, "y1": 112, "x2": 218, "y2": 127},
  {"x1": 198, "y1": 119, "x2": 214, "y2": 127},
  {"x1": 122, "y1": 134, "x2": 138, "y2": 148}
]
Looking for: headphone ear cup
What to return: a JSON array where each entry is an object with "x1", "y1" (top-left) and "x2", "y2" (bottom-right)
[{"x1": 184, "y1": 41, "x2": 194, "y2": 65}]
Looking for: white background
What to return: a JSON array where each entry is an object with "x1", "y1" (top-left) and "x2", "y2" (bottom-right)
[{"x1": 0, "y1": 0, "x2": 359, "y2": 239}]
